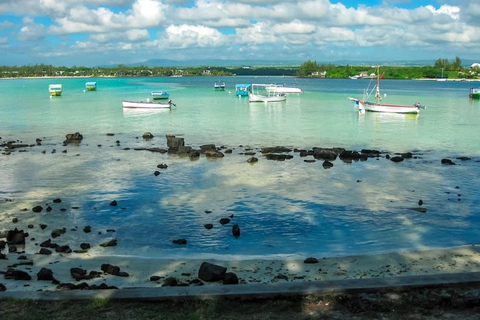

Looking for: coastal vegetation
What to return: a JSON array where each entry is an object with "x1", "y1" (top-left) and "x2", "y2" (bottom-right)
[
  {"x1": 0, "y1": 57, "x2": 478, "y2": 79},
  {"x1": 297, "y1": 56, "x2": 479, "y2": 79}
]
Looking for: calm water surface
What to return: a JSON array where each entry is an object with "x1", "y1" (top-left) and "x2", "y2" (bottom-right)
[{"x1": 1, "y1": 76, "x2": 480, "y2": 259}]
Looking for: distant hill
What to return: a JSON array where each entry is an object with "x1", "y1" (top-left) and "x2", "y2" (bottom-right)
[
  {"x1": 126, "y1": 59, "x2": 303, "y2": 68},
  {"x1": 102, "y1": 58, "x2": 479, "y2": 68}
]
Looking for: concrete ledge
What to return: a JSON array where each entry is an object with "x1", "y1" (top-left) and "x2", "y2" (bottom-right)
[{"x1": 2, "y1": 271, "x2": 480, "y2": 301}]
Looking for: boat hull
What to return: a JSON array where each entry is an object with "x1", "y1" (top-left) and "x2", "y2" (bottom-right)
[
  {"x1": 249, "y1": 93, "x2": 286, "y2": 103},
  {"x1": 266, "y1": 86, "x2": 302, "y2": 94},
  {"x1": 49, "y1": 84, "x2": 62, "y2": 96},
  {"x1": 122, "y1": 100, "x2": 171, "y2": 109},
  {"x1": 349, "y1": 98, "x2": 420, "y2": 114},
  {"x1": 151, "y1": 92, "x2": 169, "y2": 100},
  {"x1": 85, "y1": 82, "x2": 97, "y2": 91},
  {"x1": 470, "y1": 88, "x2": 480, "y2": 99},
  {"x1": 470, "y1": 93, "x2": 480, "y2": 99}
]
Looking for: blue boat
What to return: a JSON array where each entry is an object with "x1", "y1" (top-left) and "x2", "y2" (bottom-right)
[
  {"x1": 235, "y1": 84, "x2": 250, "y2": 97},
  {"x1": 151, "y1": 91, "x2": 170, "y2": 100}
]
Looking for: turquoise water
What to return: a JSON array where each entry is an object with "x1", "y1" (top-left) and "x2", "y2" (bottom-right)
[{"x1": 1, "y1": 76, "x2": 480, "y2": 259}]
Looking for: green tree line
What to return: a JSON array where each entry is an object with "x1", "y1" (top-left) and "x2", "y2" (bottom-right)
[
  {"x1": 297, "y1": 57, "x2": 478, "y2": 79},
  {"x1": 1, "y1": 57, "x2": 478, "y2": 79}
]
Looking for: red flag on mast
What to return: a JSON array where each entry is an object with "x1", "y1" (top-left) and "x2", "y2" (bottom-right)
[{"x1": 379, "y1": 72, "x2": 385, "y2": 80}]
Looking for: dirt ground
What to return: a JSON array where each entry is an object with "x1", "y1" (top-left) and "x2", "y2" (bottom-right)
[{"x1": 2, "y1": 284, "x2": 480, "y2": 319}]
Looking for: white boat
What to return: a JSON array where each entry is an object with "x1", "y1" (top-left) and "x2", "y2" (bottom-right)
[
  {"x1": 249, "y1": 84, "x2": 286, "y2": 103},
  {"x1": 265, "y1": 84, "x2": 303, "y2": 94},
  {"x1": 214, "y1": 81, "x2": 226, "y2": 90},
  {"x1": 49, "y1": 84, "x2": 62, "y2": 96},
  {"x1": 348, "y1": 66, "x2": 424, "y2": 114},
  {"x1": 85, "y1": 82, "x2": 97, "y2": 91},
  {"x1": 437, "y1": 68, "x2": 447, "y2": 82},
  {"x1": 150, "y1": 91, "x2": 169, "y2": 100},
  {"x1": 122, "y1": 99, "x2": 174, "y2": 110}
]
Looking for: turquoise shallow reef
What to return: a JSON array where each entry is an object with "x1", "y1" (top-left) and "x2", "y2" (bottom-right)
[{"x1": 1, "y1": 76, "x2": 480, "y2": 259}]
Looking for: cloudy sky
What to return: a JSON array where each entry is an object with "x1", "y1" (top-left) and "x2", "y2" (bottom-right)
[{"x1": 0, "y1": 0, "x2": 479, "y2": 67}]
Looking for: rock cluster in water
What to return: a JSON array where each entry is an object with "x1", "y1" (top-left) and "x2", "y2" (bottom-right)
[{"x1": 0, "y1": 131, "x2": 475, "y2": 291}]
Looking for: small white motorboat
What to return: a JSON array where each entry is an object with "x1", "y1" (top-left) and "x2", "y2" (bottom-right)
[
  {"x1": 249, "y1": 84, "x2": 286, "y2": 103},
  {"x1": 122, "y1": 99, "x2": 175, "y2": 109}
]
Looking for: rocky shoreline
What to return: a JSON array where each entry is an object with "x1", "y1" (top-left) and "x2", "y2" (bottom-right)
[{"x1": 1, "y1": 132, "x2": 479, "y2": 294}]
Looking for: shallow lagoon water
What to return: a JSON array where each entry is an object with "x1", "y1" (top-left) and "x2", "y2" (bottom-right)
[{"x1": 1, "y1": 76, "x2": 480, "y2": 259}]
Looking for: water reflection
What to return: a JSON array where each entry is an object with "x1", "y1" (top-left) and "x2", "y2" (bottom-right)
[
  {"x1": 122, "y1": 108, "x2": 171, "y2": 117},
  {"x1": 357, "y1": 112, "x2": 419, "y2": 123}
]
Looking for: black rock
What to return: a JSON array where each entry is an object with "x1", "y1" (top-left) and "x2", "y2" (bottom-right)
[
  {"x1": 198, "y1": 262, "x2": 226, "y2": 282},
  {"x1": 390, "y1": 156, "x2": 404, "y2": 163},
  {"x1": 322, "y1": 160, "x2": 334, "y2": 169},
  {"x1": 37, "y1": 268, "x2": 54, "y2": 281},
  {"x1": 304, "y1": 257, "x2": 319, "y2": 264},
  {"x1": 441, "y1": 158, "x2": 456, "y2": 165},
  {"x1": 173, "y1": 239, "x2": 187, "y2": 245},
  {"x1": 99, "y1": 239, "x2": 117, "y2": 247},
  {"x1": 232, "y1": 224, "x2": 240, "y2": 238},
  {"x1": 220, "y1": 218, "x2": 230, "y2": 225},
  {"x1": 4, "y1": 268, "x2": 31, "y2": 280},
  {"x1": 51, "y1": 228, "x2": 66, "y2": 238},
  {"x1": 32, "y1": 206, "x2": 43, "y2": 213},
  {"x1": 6, "y1": 228, "x2": 26, "y2": 245},
  {"x1": 39, "y1": 248, "x2": 52, "y2": 255},
  {"x1": 162, "y1": 277, "x2": 178, "y2": 287},
  {"x1": 223, "y1": 272, "x2": 239, "y2": 285}
]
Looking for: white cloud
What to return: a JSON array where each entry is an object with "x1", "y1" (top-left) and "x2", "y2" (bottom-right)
[
  {"x1": 89, "y1": 29, "x2": 150, "y2": 43},
  {"x1": 17, "y1": 17, "x2": 46, "y2": 42},
  {"x1": 2, "y1": 0, "x2": 480, "y2": 65},
  {"x1": 162, "y1": 24, "x2": 228, "y2": 48},
  {"x1": 49, "y1": 0, "x2": 169, "y2": 35}
]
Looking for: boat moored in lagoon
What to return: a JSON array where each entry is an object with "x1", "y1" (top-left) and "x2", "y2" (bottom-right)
[
  {"x1": 470, "y1": 87, "x2": 480, "y2": 99},
  {"x1": 214, "y1": 81, "x2": 226, "y2": 90},
  {"x1": 235, "y1": 84, "x2": 251, "y2": 97},
  {"x1": 249, "y1": 84, "x2": 286, "y2": 103},
  {"x1": 348, "y1": 66, "x2": 424, "y2": 114},
  {"x1": 122, "y1": 99, "x2": 175, "y2": 110},
  {"x1": 150, "y1": 91, "x2": 170, "y2": 100},
  {"x1": 49, "y1": 84, "x2": 63, "y2": 96},
  {"x1": 85, "y1": 82, "x2": 97, "y2": 91},
  {"x1": 265, "y1": 84, "x2": 303, "y2": 94}
]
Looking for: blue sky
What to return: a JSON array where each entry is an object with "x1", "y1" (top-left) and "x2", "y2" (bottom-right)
[{"x1": 0, "y1": 0, "x2": 479, "y2": 67}]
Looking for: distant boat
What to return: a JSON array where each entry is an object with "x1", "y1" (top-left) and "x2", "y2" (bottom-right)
[
  {"x1": 348, "y1": 66, "x2": 424, "y2": 114},
  {"x1": 85, "y1": 82, "x2": 97, "y2": 91},
  {"x1": 249, "y1": 84, "x2": 286, "y2": 103},
  {"x1": 150, "y1": 91, "x2": 169, "y2": 100},
  {"x1": 470, "y1": 87, "x2": 480, "y2": 99},
  {"x1": 437, "y1": 68, "x2": 447, "y2": 82},
  {"x1": 266, "y1": 84, "x2": 303, "y2": 94},
  {"x1": 49, "y1": 84, "x2": 62, "y2": 96},
  {"x1": 214, "y1": 81, "x2": 226, "y2": 90},
  {"x1": 235, "y1": 84, "x2": 251, "y2": 97},
  {"x1": 122, "y1": 99, "x2": 174, "y2": 110}
]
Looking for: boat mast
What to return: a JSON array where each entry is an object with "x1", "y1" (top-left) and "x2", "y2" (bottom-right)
[{"x1": 375, "y1": 65, "x2": 381, "y2": 104}]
